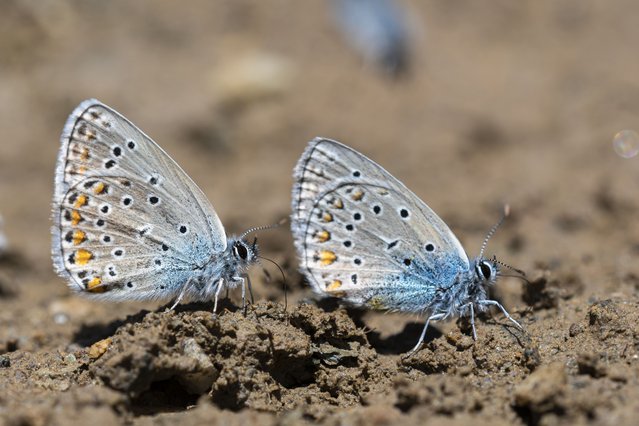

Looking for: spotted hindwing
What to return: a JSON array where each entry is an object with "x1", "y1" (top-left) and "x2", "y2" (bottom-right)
[
  {"x1": 51, "y1": 99, "x2": 226, "y2": 300},
  {"x1": 291, "y1": 138, "x2": 470, "y2": 312}
]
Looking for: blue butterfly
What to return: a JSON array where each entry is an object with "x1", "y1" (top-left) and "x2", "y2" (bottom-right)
[{"x1": 291, "y1": 138, "x2": 523, "y2": 354}]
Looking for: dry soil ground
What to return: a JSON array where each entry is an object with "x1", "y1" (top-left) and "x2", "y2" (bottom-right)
[{"x1": 2, "y1": 1, "x2": 639, "y2": 425}]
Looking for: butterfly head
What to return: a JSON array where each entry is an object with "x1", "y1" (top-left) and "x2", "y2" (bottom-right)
[
  {"x1": 230, "y1": 220, "x2": 285, "y2": 270},
  {"x1": 471, "y1": 205, "x2": 510, "y2": 287},
  {"x1": 230, "y1": 238, "x2": 258, "y2": 267},
  {"x1": 460, "y1": 257, "x2": 500, "y2": 308}
]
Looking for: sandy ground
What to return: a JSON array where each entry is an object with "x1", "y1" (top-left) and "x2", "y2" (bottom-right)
[{"x1": 2, "y1": 0, "x2": 639, "y2": 424}]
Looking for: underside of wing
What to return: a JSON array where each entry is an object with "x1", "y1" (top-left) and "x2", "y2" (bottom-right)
[
  {"x1": 51, "y1": 100, "x2": 225, "y2": 298},
  {"x1": 291, "y1": 138, "x2": 469, "y2": 311}
]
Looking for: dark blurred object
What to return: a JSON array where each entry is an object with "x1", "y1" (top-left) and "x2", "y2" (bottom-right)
[
  {"x1": 181, "y1": 121, "x2": 230, "y2": 154},
  {"x1": 522, "y1": 270, "x2": 583, "y2": 310},
  {"x1": 467, "y1": 118, "x2": 506, "y2": 149},
  {"x1": 331, "y1": 0, "x2": 412, "y2": 78},
  {"x1": 0, "y1": 215, "x2": 19, "y2": 298},
  {"x1": 0, "y1": 215, "x2": 8, "y2": 257}
]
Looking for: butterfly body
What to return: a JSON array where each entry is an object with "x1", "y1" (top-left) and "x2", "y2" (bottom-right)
[
  {"x1": 51, "y1": 99, "x2": 256, "y2": 306},
  {"x1": 291, "y1": 138, "x2": 519, "y2": 352}
]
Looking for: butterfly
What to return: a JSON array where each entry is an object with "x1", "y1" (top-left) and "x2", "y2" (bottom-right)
[
  {"x1": 291, "y1": 138, "x2": 523, "y2": 355},
  {"x1": 51, "y1": 99, "x2": 258, "y2": 312}
]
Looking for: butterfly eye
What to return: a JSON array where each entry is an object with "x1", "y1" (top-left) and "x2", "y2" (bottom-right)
[
  {"x1": 233, "y1": 242, "x2": 249, "y2": 260},
  {"x1": 479, "y1": 261, "x2": 493, "y2": 280}
]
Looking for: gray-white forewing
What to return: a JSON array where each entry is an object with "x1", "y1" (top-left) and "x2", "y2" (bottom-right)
[
  {"x1": 291, "y1": 138, "x2": 469, "y2": 310},
  {"x1": 51, "y1": 100, "x2": 226, "y2": 299}
]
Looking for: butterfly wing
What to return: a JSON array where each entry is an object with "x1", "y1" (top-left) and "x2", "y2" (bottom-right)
[
  {"x1": 291, "y1": 138, "x2": 470, "y2": 312},
  {"x1": 52, "y1": 99, "x2": 226, "y2": 300}
]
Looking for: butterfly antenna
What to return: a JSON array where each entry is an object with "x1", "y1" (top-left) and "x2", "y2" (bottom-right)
[
  {"x1": 257, "y1": 255, "x2": 288, "y2": 311},
  {"x1": 240, "y1": 217, "x2": 287, "y2": 240},
  {"x1": 492, "y1": 253, "x2": 528, "y2": 279},
  {"x1": 499, "y1": 273, "x2": 531, "y2": 285},
  {"x1": 479, "y1": 204, "x2": 510, "y2": 259}
]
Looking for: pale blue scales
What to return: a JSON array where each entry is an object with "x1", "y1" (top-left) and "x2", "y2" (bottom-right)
[
  {"x1": 51, "y1": 99, "x2": 258, "y2": 311},
  {"x1": 291, "y1": 138, "x2": 523, "y2": 355}
]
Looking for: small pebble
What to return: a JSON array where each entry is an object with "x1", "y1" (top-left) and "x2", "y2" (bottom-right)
[
  {"x1": 0, "y1": 355, "x2": 10, "y2": 368},
  {"x1": 53, "y1": 313, "x2": 69, "y2": 325},
  {"x1": 89, "y1": 338, "x2": 112, "y2": 359}
]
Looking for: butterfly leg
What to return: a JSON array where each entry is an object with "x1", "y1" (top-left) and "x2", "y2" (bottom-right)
[
  {"x1": 459, "y1": 302, "x2": 477, "y2": 340},
  {"x1": 233, "y1": 274, "x2": 255, "y2": 316},
  {"x1": 405, "y1": 312, "x2": 446, "y2": 357},
  {"x1": 212, "y1": 278, "x2": 225, "y2": 315},
  {"x1": 245, "y1": 274, "x2": 255, "y2": 305},
  {"x1": 168, "y1": 277, "x2": 193, "y2": 311},
  {"x1": 478, "y1": 299, "x2": 523, "y2": 330},
  {"x1": 470, "y1": 303, "x2": 477, "y2": 339},
  {"x1": 239, "y1": 276, "x2": 247, "y2": 314}
]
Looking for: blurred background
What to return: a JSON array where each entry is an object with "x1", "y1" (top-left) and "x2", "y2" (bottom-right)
[{"x1": 2, "y1": 0, "x2": 639, "y2": 344}]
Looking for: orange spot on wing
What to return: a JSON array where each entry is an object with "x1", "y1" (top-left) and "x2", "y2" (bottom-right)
[
  {"x1": 315, "y1": 230, "x2": 330, "y2": 243},
  {"x1": 72, "y1": 230, "x2": 86, "y2": 245},
  {"x1": 333, "y1": 198, "x2": 344, "y2": 209},
  {"x1": 74, "y1": 194, "x2": 88, "y2": 208},
  {"x1": 75, "y1": 249, "x2": 93, "y2": 265},
  {"x1": 318, "y1": 250, "x2": 337, "y2": 266},
  {"x1": 327, "y1": 280, "x2": 342, "y2": 291},
  {"x1": 87, "y1": 276, "x2": 101, "y2": 289},
  {"x1": 81, "y1": 147, "x2": 90, "y2": 160},
  {"x1": 71, "y1": 210, "x2": 82, "y2": 225},
  {"x1": 322, "y1": 212, "x2": 333, "y2": 223},
  {"x1": 351, "y1": 190, "x2": 364, "y2": 201},
  {"x1": 93, "y1": 182, "x2": 106, "y2": 194}
]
